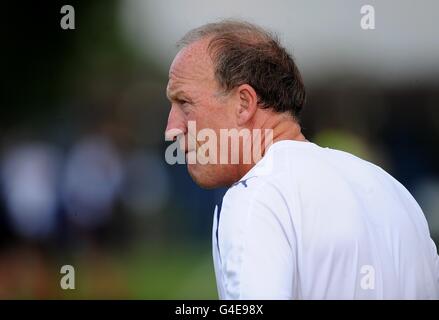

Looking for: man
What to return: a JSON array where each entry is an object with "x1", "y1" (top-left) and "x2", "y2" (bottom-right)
[{"x1": 165, "y1": 20, "x2": 439, "y2": 299}]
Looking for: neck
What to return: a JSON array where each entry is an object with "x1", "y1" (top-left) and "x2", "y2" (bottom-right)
[{"x1": 237, "y1": 111, "x2": 306, "y2": 179}]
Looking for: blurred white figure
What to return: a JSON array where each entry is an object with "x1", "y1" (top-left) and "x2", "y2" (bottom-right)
[
  {"x1": 1, "y1": 143, "x2": 61, "y2": 239},
  {"x1": 121, "y1": 150, "x2": 170, "y2": 216},
  {"x1": 62, "y1": 135, "x2": 123, "y2": 228}
]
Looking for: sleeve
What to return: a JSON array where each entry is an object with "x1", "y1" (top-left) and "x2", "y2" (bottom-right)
[{"x1": 219, "y1": 181, "x2": 297, "y2": 300}]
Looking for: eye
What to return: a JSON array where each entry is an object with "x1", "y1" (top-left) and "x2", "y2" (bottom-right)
[{"x1": 178, "y1": 99, "x2": 190, "y2": 106}]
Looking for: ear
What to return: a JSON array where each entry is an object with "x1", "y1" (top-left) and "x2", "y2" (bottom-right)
[{"x1": 235, "y1": 84, "x2": 258, "y2": 126}]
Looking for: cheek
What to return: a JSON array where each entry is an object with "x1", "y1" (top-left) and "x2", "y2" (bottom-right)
[
  {"x1": 190, "y1": 104, "x2": 214, "y2": 129},
  {"x1": 207, "y1": 105, "x2": 234, "y2": 130},
  {"x1": 191, "y1": 98, "x2": 234, "y2": 134}
]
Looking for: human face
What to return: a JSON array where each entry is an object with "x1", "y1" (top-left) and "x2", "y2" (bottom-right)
[{"x1": 165, "y1": 40, "x2": 239, "y2": 188}]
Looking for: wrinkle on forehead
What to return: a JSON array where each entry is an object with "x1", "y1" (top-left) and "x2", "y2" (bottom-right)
[{"x1": 168, "y1": 38, "x2": 215, "y2": 84}]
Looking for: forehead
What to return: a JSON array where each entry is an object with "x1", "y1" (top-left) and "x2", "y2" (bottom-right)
[{"x1": 167, "y1": 39, "x2": 216, "y2": 96}]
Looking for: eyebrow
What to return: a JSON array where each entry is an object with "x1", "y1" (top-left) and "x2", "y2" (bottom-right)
[{"x1": 166, "y1": 89, "x2": 190, "y2": 102}]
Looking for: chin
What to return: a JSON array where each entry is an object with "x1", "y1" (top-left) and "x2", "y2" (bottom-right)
[{"x1": 187, "y1": 164, "x2": 233, "y2": 189}]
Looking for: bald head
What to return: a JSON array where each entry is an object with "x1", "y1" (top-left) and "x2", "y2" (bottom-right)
[{"x1": 167, "y1": 38, "x2": 216, "y2": 103}]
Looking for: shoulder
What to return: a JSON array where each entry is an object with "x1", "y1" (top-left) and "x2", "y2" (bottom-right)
[
  {"x1": 221, "y1": 170, "x2": 288, "y2": 225},
  {"x1": 218, "y1": 169, "x2": 294, "y2": 255},
  {"x1": 219, "y1": 141, "x2": 317, "y2": 228}
]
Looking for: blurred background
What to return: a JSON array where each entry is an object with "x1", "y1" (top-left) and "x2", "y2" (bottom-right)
[{"x1": 1, "y1": 0, "x2": 438, "y2": 299}]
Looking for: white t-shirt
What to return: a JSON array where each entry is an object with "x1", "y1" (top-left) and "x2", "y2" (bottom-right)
[{"x1": 212, "y1": 140, "x2": 439, "y2": 299}]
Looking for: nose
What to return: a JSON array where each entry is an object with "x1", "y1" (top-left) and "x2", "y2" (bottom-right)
[{"x1": 165, "y1": 104, "x2": 187, "y2": 141}]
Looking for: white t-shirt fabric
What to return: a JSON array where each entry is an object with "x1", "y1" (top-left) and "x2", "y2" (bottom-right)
[{"x1": 212, "y1": 140, "x2": 439, "y2": 299}]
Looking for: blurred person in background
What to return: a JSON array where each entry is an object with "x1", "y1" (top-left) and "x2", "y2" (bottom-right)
[{"x1": 165, "y1": 20, "x2": 439, "y2": 299}]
